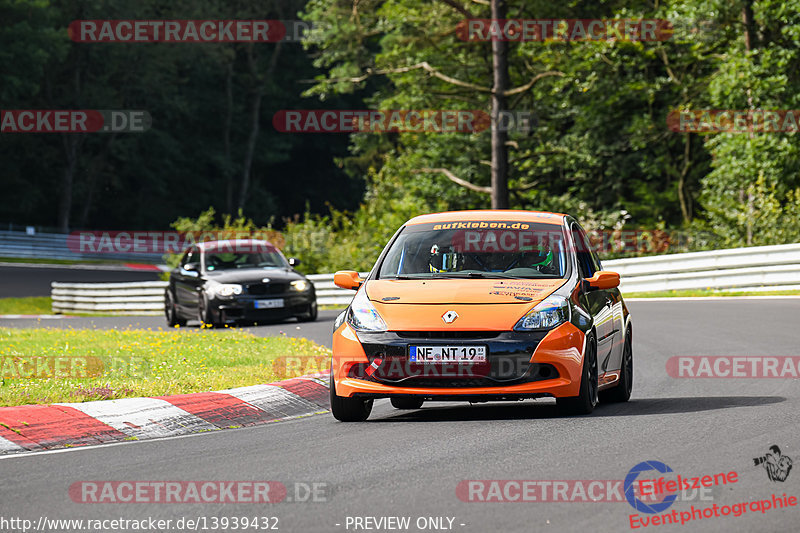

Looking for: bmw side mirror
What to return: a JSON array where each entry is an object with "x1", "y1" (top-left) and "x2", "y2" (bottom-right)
[{"x1": 181, "y1": 262, "x2": 200, "y2": 277}]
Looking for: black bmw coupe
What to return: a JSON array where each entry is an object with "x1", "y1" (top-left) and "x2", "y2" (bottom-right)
[{"x1": 165, "y1": 239, "x2": 317, "y2": 327}]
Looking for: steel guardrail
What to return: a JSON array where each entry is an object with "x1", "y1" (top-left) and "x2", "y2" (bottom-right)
[{"x1": 48, "y1": 244, "x2": 800, "y2": 314}]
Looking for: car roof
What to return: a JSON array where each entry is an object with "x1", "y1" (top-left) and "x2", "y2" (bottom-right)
[
  {"x1": 404, "y1": 210, "x2": 567, "y2": 226},
  {"x1": 196, "y1": 239, "x2": 277, "y2": 252}
]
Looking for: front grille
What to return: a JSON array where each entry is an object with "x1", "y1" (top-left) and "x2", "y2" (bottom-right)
[
  {"x1": 246, "y1": 283, "x2": 288, "y2": 296},
  {"x1": 395, "y1": 331, "x2": 500, "y2": 339},
  {"x1": 347, "y1": 362, "x2": 558, "y2": 388}
]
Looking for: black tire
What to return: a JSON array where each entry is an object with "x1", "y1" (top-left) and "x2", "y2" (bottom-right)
[
  {"x1": 601, "y1": 327, "x2": 633, "y2": 403},
  {"x1": 391, "y1": 397, "x2": 424, "y2": 410},
  {"x1": 330, "y1": 373, "x2": 373, "y2": 422},
  {"x1": 197, "y1": 294, "x2": 221, "y2": 328},
  {"x1": 165, "y1": 290, "x2": 186, "y2": 327},
  {"x1": 297, "y1": 300, "x2": 318, "y2": 322},
  {"x1": 557, "y1": 333, "x2": 599, "y2": 415}
]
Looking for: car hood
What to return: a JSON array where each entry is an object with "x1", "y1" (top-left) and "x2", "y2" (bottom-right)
[
  {"x1": 365, "y1": 278, "x2": 567, "y2": 331},
  {"x1": 204, "y1": 268, "x2": 303, "y2": 284}
]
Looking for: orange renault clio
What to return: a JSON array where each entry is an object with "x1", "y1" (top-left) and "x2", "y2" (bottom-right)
[{"x1": 330, "y1": 210, "x2": 632, "y2": 421}]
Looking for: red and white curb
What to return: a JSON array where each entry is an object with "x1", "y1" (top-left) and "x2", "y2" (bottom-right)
[{"x1": 0, "y1": 373, "x2": 330, "y2": 456}]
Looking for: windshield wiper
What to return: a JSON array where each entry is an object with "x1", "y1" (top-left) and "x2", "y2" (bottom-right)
[{"x1": 433, "y1": 272, "x2": 506, "y2": 279}]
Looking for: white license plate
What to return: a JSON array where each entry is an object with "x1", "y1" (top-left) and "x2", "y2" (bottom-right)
[
  {"x1": 254, "y1": 299, "x2": 284, "y2": 309},
  {"x1": 409, "y1": 345, "x2": 487, "y2": 363}
]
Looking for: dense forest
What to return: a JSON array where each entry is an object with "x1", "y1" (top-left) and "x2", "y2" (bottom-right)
[{"x1": 2, "y1": 0, "x2": 800, "y2": 271}]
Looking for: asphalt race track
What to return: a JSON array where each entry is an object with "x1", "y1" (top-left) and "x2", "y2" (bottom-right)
[
  {"x1": 0, "y1": 264, "x2": 162, "y2": 297},
  {"x1": 1, "y1": 299, "x2": 799, "y2": 532}
]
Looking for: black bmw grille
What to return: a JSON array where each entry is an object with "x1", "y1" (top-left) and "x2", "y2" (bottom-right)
[{"x1": 246, "y1": 283, "x2": 288, "y2": 296}]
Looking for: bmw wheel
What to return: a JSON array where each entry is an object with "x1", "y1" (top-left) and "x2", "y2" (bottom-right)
[{"x1": 297, "y1": 301, "x2": 318, "y2": 322}]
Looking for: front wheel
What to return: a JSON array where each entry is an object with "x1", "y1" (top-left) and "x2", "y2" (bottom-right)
[
  {"x1": 601, "y1": 327, "x2": 633, "y2": 403},
  {"x1": 297, "y1": 301, "x2": 318, "y2": 322},
  {"x1": 557, "y1": 333, "x2": 598, "y2": 415},
  {"x1": 197, "y1": 295, "x2": 221, "y2": 328},
  {"x1": 330, "y1": 373, "x2": 373, "y2": 422}
]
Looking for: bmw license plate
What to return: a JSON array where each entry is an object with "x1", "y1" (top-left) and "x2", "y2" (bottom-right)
[
  {"x1": 254, "y1": 299, "x2": 284, "y2": 309},
  {"x1": 409, "y1": 345, "x2": 487, "y2": 363}
]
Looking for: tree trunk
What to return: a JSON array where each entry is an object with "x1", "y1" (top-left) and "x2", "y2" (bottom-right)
[
  {"x1": 223, "y1": 61, "x2": 234, "y2": 214},
  {"x1": 78, "y1": 133, "x2": 116, "y2": 228},
  {"x1": 58, "y1": 134, "x2": 81, "y2": 233},
  {"x1": 742, "y1": 1, "x2": 756, "y2": 245},
  {"x1": 237, "y1": 82, "x2": 262, "y2": 212},
  {"x1": 677, "y1": 133, "x2": 692, "y2": 224},
  {"x1": 490, "y1": 0, "x2": 510, "y2": 209},
  {"x1": 237, "y1": 39, "x2": 284, "y2": 212}
]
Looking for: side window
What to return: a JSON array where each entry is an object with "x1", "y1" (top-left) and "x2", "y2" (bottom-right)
[{"x1": 571, "y1": 223, "x2": 597, "y2": 279}]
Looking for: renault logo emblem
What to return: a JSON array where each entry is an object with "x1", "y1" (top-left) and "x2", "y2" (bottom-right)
[{"x1": 442, "y1": 310, "x2": 458, "y2": 324}]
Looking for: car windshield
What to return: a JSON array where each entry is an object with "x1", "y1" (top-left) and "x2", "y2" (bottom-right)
[
  {"x1": 378, "y1": 221, "x2": 568, "y2": 279},
  {"x1": 204, "y1": 251, "x2": 286, "y2": 271}
]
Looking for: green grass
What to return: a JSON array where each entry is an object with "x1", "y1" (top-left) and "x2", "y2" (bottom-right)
[
  {"x1": 625, "y1": 289, "x2": 800, "y2": 298},
  {"x1": 0, "y1": 326, "x2": 331, "y2": 406},
  {"x1": 319, "y1": 304, "x2": 347, "y2": 311},
  {"x1": 0, "y1": 297, "x2": 53, "y2": 315}
]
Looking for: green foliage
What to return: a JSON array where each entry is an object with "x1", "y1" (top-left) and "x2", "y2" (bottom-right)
[{"x1": 163, "y1": 207, "x2": 284, "y2": 271}]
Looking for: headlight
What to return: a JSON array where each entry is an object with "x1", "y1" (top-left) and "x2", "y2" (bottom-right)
[
  {"x1": 291, "y1": 280, "x2": 309, "y2": 291},
  {"x1": 346, "y1": 289, "x2": 387, "y2": 332},
  {"x1": 210, "y1": 283, "x2": 242, "y2": 297},
  {"x1": 514, "y1": 295, "x2": 570, "y2": 331}
]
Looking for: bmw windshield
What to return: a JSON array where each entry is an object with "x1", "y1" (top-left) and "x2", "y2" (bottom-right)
[
  {"x1": 203, "y1": 251, "x2": 287, "y2": 271},
  {"x1": 378, "y1": 221, "x2": 568, "y2": 279}
]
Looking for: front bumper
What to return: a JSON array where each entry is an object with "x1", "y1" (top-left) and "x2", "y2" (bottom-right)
[
  {"x1": 332, "y1": 322, "x2": 585, "y2": 400},
  {"x1": 209, "y1": 292, "x2": 315, "y2": 322}
]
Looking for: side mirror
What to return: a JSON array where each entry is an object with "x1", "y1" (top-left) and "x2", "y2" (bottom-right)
[
  {"x1": 182, "y1": 262, "x2": 199, "y2": 272},
  {"x1": 586, "y1": 271, "x2": 620, "y2": 290},
  {"x1": 334, "y1": 270, "x2": 363, "y2": 290},
  {"x1": 288, "y1": 257, "x2": 301, "y2": 267}
]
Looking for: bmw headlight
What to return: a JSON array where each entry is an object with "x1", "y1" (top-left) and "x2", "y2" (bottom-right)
[
  {"x1": 514, "y1": 295, "x2": 570, "y2": 331},
  {"x1": 291, "y1": 280, "x2": 309, "y2": 291},
  {"x1": 209, "y1": 283, "x2": 243, "y2": 298},
  {"x1": 346, "y1": 289, "x2": 387, "y2": 332}
]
